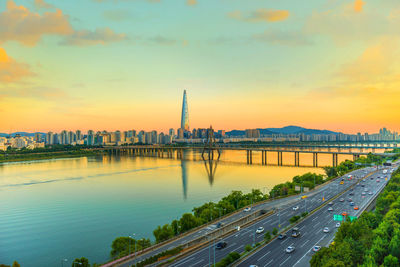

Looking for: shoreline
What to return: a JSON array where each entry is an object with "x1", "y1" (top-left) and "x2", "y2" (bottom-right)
[{"x1": 0, "y1": 151, "x2": 105, "y2": 164}]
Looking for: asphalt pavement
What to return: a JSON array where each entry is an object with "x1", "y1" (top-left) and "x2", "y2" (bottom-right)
[{"x1": 169, "y1": 166, "x2": 380, "y2": 267}]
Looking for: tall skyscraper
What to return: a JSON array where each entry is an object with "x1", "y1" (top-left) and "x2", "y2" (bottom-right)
[{"x1": 181, "y1": 90, "x2": 189, "y2": 131}]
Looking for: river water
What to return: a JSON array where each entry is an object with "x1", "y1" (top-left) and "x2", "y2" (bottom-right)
[{"x1": 0, "y1": 150, "x2": 357, "y2": 266}]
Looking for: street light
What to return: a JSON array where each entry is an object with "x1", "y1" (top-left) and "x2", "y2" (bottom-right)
[{"x1": 61, "y1": 259, "x2": 67, "y2": 267}]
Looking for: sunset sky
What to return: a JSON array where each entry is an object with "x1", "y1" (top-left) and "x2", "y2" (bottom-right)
[{"x1": 0, "y1": 0, "x2": 399, "y2": 134}]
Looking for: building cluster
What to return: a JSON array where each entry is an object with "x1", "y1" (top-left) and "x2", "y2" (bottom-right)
[{"x1": 0, "y1": 134, "x2": 45, "y2": 151}]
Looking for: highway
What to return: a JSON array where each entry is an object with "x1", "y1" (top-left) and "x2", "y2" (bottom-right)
[
  {"x1": 168, "y1": 167, "x2": 376, "y2": 267},
  {"x1": 238, "y1": 165, "x2": 397, "y2": 267}
]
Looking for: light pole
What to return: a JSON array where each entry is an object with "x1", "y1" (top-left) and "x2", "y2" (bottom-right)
[{"x1": 61, "y1": 259, "x2": 67, "y2": 267}]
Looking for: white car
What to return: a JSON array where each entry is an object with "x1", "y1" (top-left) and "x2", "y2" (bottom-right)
[
  {"x1": 286, "y1": 246, "x2": 295, "y2": 253},
  {"x1": 336, "y1": 222, "x2": 341, "y2": 228},
  {"x1": 312, "y1": 246, "x2": 321, "y2": 252},
  {"x1": 328, "y1": 207, "x2": 333, "y2": 211},
  {"x1": 323, "y1": 227, "x2": 330, "y2": 233},
  {"x1": 368, "y1": 192, "x2": 373, "y2": 195},
  {"x1": 256, "y1": 227, "x2": 264, "y2": 234},
  {"x1": 293, "y1": 206, "x2": 299, "y2": 211},
  {"x1": 244, "y1": 207, "x2": 251, "y2": 212}
]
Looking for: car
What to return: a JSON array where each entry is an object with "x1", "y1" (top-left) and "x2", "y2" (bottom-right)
[
  {"x1": 328, "y1": 202, "x2": 333, "y2": 206},
  {"x1": 377, "y1": 179, "x2": 380, "y2": 183},
  {"x1": 348, "y1": 198, "x2": 352, "y2": 202},
  {"x1": 217, "y1": 222, "x2": 225, "y2": 228},
  {"x1": 371, "y1": 177, "x2": 374, "y2": 180},
  {"x1": 361, "y1": 192, "x2": 366, "y2": 196},
  {"x1": 354, "y1": 206, "x2": 359, "y2": 210},
  {"x1": 215, "y1": 241, "x2": 227, "y2": 249},
  {"x1": 361, "y1": 184, "x2": 365, "y2": 187},
  {"x1": 368, "y1": 192, "x2": 373, "y2": 195},
  {"x1": 350, "y1": 202, "x2": 355, "y2": 206},
  {"x1": 278, "y1": 233, "x2": 287, "y2": 240},
  {"x1": 286, "y1": 246, "x2": 295, "y2": 253},
  {"x1": 323, "y1": 227, "x2": 330, "y2": 233},
  {"x1": 364, "y1": 188, "x2": 368, "y2": 192},
  {"x1": 249, "y1": 265, "x2": 259, "y2": 267},
  {"x1": 340, "y1": 181, "x2": 344, "y2": 185},
  {"x1": 312, "y1": 246, "x2": 321, "y2": 252},
  {"x1": 256, "y1": 227, "x2": 264, "y2": 234},
  {"x1": 293, "y1": 206, "x2": 299, "y2": 211},
  {"x1": 342, "y1": 212, "x2": 348, "y2": 216},
  {"x1": 349, "y1": 192, "x2": 354, "y2": 196},
  {"x1": 328, "y1": 207, "x2": 333, "y2": 211},
  {"x1": 339, "y1": 198, "x2": 345, "y2": 202},
  {"x1": 244, "y1": 207, "x2": 251, "y2": 212},
  {"x1": 336, "y1": 222, "x2": 341, "y2": 228}
]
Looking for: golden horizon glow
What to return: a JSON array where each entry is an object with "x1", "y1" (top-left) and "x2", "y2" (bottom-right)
[{"x1": 0, "y1": 0, "x2": 399, "y2": 134}]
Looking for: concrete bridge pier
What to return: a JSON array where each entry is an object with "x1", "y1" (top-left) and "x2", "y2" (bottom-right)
[
  {"x1": 246, "y1": 150, "x2": 253, "y2": 164},
  {"x1": 294, "y1": 152, "x2": 300, "y2": 166},
  {"x1": 261, "y1": 151, "x2": 267, "y2": 165},
  {"x1": 332, "y1": 153, "x2": 338, "y2": 167},
  {"x1": 313, "y1": 152, "x2": 318, "y2": 167},
  {"x1": 277, "y1": 151, "x2": 283, "y2": 166}
]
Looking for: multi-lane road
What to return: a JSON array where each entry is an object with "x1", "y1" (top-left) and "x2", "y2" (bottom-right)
[
  {"x1": 169, "y1": 166, "x2": 379, "y2": 267},
  {"x1": 117, "y1": 166, "x2": 366, "y2": 267},
  {"x1": 238, "y1": 165, "x2": 397, "y2": 267}
]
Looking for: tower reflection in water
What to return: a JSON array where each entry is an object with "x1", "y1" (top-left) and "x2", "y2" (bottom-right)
[{"x1": 180, "y1": 150, "x2": 220, "y2": 199}]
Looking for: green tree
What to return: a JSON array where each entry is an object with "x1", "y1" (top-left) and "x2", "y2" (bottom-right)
[
  {"x1": 245, "y1": 244, "x2": 252, "y2": 252},
  {"x1": 383, "y1": 255, "x2": 400, "y2": 267},
  {"x1": 153, "y1": 224, "x2": 174, "y2": 243},
  {"x1": 72, "y1": 257, "x2": 89, "y2": 267},
  {"x1": 272, "y1": 227, "x2": 278, "y2": 235},
  {"x1": 264, "y1": 231, "x2": 271, "y2": 241},
  {"x1": 179, "y1": 213, "x2": 200, "y2": 232}
]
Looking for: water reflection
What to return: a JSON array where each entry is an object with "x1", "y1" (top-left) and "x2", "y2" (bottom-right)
[
  {"x1": 181, "y1": 158, "x2": 188, "y2": 200},
  {"x1": 203, "y1": 158, "x2": 219, "y2": 186}
]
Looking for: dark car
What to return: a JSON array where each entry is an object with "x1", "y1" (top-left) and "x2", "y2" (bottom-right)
[
  {"x1": 278, "y1": 233, "x2": 287, "y2": 240},
  {"x1": 349, "y1": 192, "x2": 354, "y2": 196},
  {"x1": 217, "y1": 222, "x2": 224, "y2": 228},
  {"x1": 215, "y1": 241, "x2": 227, "y2": 249}
]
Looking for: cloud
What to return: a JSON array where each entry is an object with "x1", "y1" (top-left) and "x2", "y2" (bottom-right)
[
  {"x1": 102, "y1": 10, "x2": 131, "y2": 21},
  {"x1": 34, "y1": 0, "x2": 54, "y2": 9},
  {"x1": 354, "y1": 0, "x2": 365, "y2": 13},
  {"x1": 186, "y1": 0, "x2": 197, "y2": 6},
  {"x1": 0, "y1": 0, "x2": 73, "y2": 46},
  {"x1": 228, "y1": 9, "x2": 290, "y2": 23},
  {"x1": 93, "y1": 0, "x2": 160, "y2": 3},
  {"x1": 146, "y1": 35, "x2": 176, "y2": 45},
  {"x1": 0, "y1": 47, "x2": 33, "y2": 83},
  {"x1": 252, "y1": 30, "x2": 312, "y2": 46},
  {"x1": 59, "y1": 27, "x2": 127, "y2": 46}
]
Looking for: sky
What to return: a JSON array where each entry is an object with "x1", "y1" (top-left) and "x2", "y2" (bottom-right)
[{"x1": 0, "y1": 0, "x2": 400, "y2": 134}]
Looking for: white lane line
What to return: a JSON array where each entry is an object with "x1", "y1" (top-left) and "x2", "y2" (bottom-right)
[
  {"x1": 293, "y1": 234, "x2": 326, "y2": 267},
  {"x1": 281, "y1": 237, "x2": 290, "y2": 244},
  {"x1": 230, "y1": 242, "x2": 237, "y2": 247},
  {"x1": 189, "y1": 259, "x2": 204, "y2": 267},
  {"x1": 264, "y1": 259, "x2": 274, "y2": 267},
  {"x1": 231, "y1": 245, "x2": 244, "y2": 253},
  {"x1": 279, "y1": 256, "x2": 291, "y2": 266},
  {"x1": 257, "y1": 250, "x2": 271, "y2": 261},
  {"x1": 312, "y1": 216, "x2": 318, "y2": 222},
  {"x1": 300, "y1": 239, "x2": 310, "y2": 248},
  {"x1": 313, "y1": 222, "x2": 320, "y2": 228},
  {"x1": 174, "y1": 256, "x2": 195, "y2": 267}
]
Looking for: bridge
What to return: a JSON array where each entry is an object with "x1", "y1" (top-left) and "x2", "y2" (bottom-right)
[{"x1": 99, "y1": 145, "x2": 396, "y2": 167}]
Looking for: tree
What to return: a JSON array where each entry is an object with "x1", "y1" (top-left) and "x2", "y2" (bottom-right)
[
  {"x1": 153, "y1": 224, "x2": 174, "y2": 243},
  {"x1": 264, "y1": 231, "x2": 271, "y2": 241},
  {"x1": 272, "y1": 227, "x2": 278, "y2": 235},
  {"x1": 171, "y1": 219, "x2": 180, "y2": 236},
  {"x1": 245, "y1": 244, "x2": 252, "y2": 252},
  {"x1": 179, "y1": 213, "x2": 200, "y2": 232},
  {"x1": 383, "y1": 255, "x2": 400, "y2": 267},
  {"x1": 72, "y1": 257, "x2": 89, "y2": 267}
]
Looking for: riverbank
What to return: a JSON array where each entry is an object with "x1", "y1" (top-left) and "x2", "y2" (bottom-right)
[{"x1": 0, "y1": 150, "x2": 105, "y2": 163}]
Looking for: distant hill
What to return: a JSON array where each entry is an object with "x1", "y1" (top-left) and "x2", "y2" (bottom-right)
[{"x1": 226, "y1": 126, "x2": 340, "y2": 136}]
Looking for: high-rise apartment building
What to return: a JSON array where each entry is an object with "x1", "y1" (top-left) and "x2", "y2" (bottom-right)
[{"x1": 181, "y1": 90, "x2": 189, "y2": 131}]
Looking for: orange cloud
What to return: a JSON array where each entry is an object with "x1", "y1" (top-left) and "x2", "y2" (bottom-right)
[
  {"x1": 186, "y1": 0, "x2": 197, "y2": 6},
  {"x1": 34, "y1": 0, "x2": 54, "y2": 9},
  {"x1": 354, "y1": 0, "x2": 365, "y2": 13},
  {"x1": 0, "y1": 0, "x2": 73, "y2": 46},
  {"x1": 228, "y1": 9, "x2": 290, "y2": 23},
  {"x1": 0, "y1": 47, "x2": 32, "y2": 83},
  {"x1": 59, "y1": 27, "x2": 127, "y2": 46}
]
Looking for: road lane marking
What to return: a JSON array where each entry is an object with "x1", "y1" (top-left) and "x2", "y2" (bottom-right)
[
  {"x1": 312, "y1": 216, "x2": 318, "y2": 221},
  {"x1": 189, "y1": 259, "x2": 203, "y2": 267},
  {"x1": 264, "y1": 259, "x2": 273, "y2": 266},
  {"x1": 279, "y1": 256, "x2": 291, "y2": 266},
  {"x1": 300, "y1": 239, "x2": 310, "y2": 248},
  {"x1": 174, "y1": 256, "x2": 195, "y2": 267},
  {"x1": 313, "y1": 222, "x2": 320, "y2": 228},
  {"x1": 257, "y1": 250, "x2": 271, "y2": 261},
  {"x1": 231, "y1": 245, "x2": 243, "y2": 253},
  {"x1": 293, "y1": 234, "x2": 326, "y2": 267}
]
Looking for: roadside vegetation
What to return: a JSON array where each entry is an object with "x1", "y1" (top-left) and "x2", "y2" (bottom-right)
[{"x1": 310, "y1": 168, "x2": 400, "y2": 267}]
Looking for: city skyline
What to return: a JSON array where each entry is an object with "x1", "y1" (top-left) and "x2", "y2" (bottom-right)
[{"x1": 1, "y1": 0, "x2": 400, "y2": 134}]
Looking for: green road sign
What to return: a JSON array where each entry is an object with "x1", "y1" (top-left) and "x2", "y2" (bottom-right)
[{"x1": 333, "y1": 214, "x2": 343, "y2": 221}]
